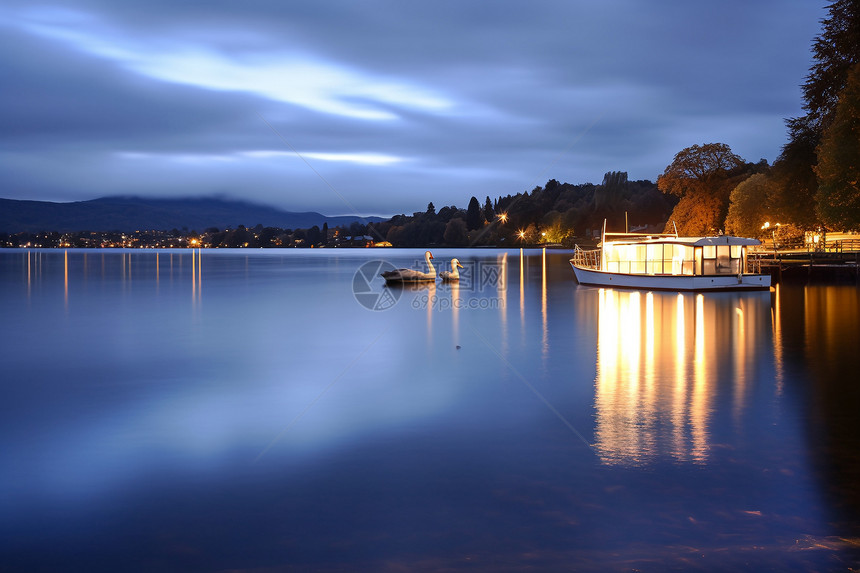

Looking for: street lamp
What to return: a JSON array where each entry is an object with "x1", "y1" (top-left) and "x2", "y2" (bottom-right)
[{"x1": 761, "y1": 221, "x2": 780, "y2": 251}]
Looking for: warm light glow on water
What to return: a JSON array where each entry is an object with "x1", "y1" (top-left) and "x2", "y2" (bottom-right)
[
  {"x1": 594, "y1": 288, "x2": 773, "y2": 466},
  {"x1": 541, "y1": 247, "x2": 548, "y2": 360},
  {"x1": 64, "y1": 249, "x2": 68, "y2": 309},
  {"x1": 498, "y1": 252, "x2": 508, "y2": 354},
  {"x1": 519, "y1": 247, "x2": 525, "y2": 328},
  {"x1": 772, "y1": 283, "x2": 784, "y2": 394},
  {"x1": 0, "y1": 249, "x2": 857, "y2": 571},
  {"x1": 191, "y1": 248, "x2": 203, "y2": 308}
]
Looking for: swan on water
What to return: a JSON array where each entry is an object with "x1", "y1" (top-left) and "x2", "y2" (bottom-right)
[
  {"x1": 381, "y1": 251, "x2": 436, "y2": 283},
  {"x1": 439, "y1": 258, "x2": 464, "y2": 282}
]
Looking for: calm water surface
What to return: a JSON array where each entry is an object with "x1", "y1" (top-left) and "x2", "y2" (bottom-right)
[{"x1": 1, "y1": 248, "x2": 858, "y2": 572}]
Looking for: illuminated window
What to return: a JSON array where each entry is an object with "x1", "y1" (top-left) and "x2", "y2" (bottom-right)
[{"x1": 646, "y1": 244, "x2": 663, "y2": 274}]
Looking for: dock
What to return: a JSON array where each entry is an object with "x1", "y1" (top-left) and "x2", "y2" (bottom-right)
[{"x1": 751, "y1": 236, "x2": 860, "y2": 283}]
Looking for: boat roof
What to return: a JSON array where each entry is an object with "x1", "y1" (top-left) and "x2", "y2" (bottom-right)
[{"x1": 602, "y1": 233, "x2": 760, "y2": 247}]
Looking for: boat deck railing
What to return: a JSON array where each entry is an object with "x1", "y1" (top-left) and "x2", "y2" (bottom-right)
[
  {"x1": 746, "y1": 255, "x2": 763, "y2": 275},
  {"x1": 572, "y1": 245, "x2": 601, "y2": 270}
]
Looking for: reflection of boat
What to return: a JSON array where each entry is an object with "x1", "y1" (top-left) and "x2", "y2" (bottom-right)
[
  {"x1": 593, "y1": 288, "x2": 771, "y2": 466},
  {"x1": 570, "y1": 230, "x2": 771, "y2": 291},
  {"x1": 381, "y1": 250, "x2": 436, "y2": 283}
]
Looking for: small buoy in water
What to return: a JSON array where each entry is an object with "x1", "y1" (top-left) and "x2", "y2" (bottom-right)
[{"x1": 456, "y1": 345, "x2": 461, "y2": 350}]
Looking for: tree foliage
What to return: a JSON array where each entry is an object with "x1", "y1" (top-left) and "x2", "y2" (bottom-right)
[
  {"x1": 657, "y1": 143, "x2": 745, "y2": 197},
  {"x1": 483, "y1": 196, "x2": 494, "y2": 222},
  {"x1": 769, "y1": 120, "x2": 820, "y2": 228},
  {"x1": 816, "y1": 61, "x2": 860, "y2": 229},
  {"x1": 725, "y1": 174, "x2": 773, "y2": 238},
  {"x1": 802, "y1": 0, "x2": 860, "y2": 132},
  {"x1": 773, "y1": 0, "x2": 860, "y2": 230},
  {"x1": 658, "y1": 143, "x2": 750, "y2": 235},
  {"x1": 443, "y1": 217, "x2": 468, "y2": 246},
  {"x1": 465, "y1": 196, "x2": 484, "y2": 230},
  {"x1": 594, "y1": 171, "x2": 629, "y2": 230}
]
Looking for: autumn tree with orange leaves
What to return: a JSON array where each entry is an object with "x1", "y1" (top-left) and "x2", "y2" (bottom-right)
[{"x1": 658, "y1": 143, "x2": 758, "y2": 235}]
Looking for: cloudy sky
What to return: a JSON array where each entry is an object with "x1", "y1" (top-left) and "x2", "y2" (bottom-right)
[{"x1": 1, "y1": 1, "x2": 823, "y2": 216}]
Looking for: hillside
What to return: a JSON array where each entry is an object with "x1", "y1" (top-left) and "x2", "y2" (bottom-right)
[{"x1": 0, "y1": 196, "x2": 383, "y2": 233}]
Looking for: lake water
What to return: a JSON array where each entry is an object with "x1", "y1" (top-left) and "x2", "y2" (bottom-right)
[{"x1": 1, "y1": 248, "x2": 858, "y2": 572}]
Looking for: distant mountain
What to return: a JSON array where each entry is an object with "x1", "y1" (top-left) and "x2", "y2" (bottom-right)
[{"x1": 0, "y1": 196, "x2": 384, "y2": 233}]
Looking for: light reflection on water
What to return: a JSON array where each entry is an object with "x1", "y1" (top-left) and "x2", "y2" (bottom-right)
[
  {"x1": 593, "y1": 289, "x2": 771, "y2": 466},
  {"x1": 0, "y1": 248, "x2": 858, "y2": 571}
]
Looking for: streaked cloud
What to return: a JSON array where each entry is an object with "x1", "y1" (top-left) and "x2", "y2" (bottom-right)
[
  {"x1": 0, "y1": 1, "x2": 824, "y2": 216},
  {"x1": 15, "y1": 6, "x2": 453, "y2": 120}
]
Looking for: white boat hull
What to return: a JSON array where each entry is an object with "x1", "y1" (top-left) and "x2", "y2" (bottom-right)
[{"x1": 570, "y1": 262, "x2": 771, "y2": 291}]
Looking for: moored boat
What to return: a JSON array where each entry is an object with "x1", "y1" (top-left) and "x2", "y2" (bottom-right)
[{"x1": 570, "y1": 230, "x2": 771, "y2": 291}]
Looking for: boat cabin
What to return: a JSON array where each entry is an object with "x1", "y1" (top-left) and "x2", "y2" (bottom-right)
[{"x1": 600, "y1": 233, "x2": 760, "y2": 277}]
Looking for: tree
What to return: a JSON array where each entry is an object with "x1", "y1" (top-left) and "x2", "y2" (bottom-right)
[
  {"x1": 483, "y1": 196, "x2": 494, "y2": 222},
  {"x1": 816, "y1": 61, "x2": 860, "y2": 229},
  {"x1": 443, "y1": 218, "x2": 468, "y2": 246},
  {"x1": 801, "y1": 0, "x2": 860, "y2": 133},
  {"x1": 349, "y1": 221, "x2": 366, "y2": 238},
  {"x1": 599, "y1": 171, "x2": 628, "y2": 198},
  {"x1": 725, "y1": 174, "x2": 772, "y2": 238},
  {"x1": 658, "y1": 144, "x2": 744, "y2": 196},
  {"x1": 259, "y1": 227, "x2": 280, "y2": 247},
  {"x1": 775, "y1": 1, "x2": 860, "y2": 230},
  {"x1": 426, "y1": 202, "x2": 436, "y2": 216},
  {"x1": 436, "y1": 205, "x2": 459, "y2": 223},
  {"x1": 593, "y1": 171, "x2": 629, "y2": 230},
  {"x1": 228, "y1": 225, "x2": 252, "y2": 247},
  {"x1": 658, "y1": 143, "x2": 747, "y2": 235},
  {"x1": 306, "y1": 225, "x2": 322, "y2": 246},
  {"x1": 386, "y1": 225, "x2": 404, "y2": 245},
  {"x1": 769, "y1": 119, "x2": 820, "y2": 229},
  {"x1": 521, "y1": 223, "x2": 540, "y2": 244},
  {"x1": 540, "y1": 211, "x2": 573, "y2": 244},
  {"x1": 465, "y1": 196, "x2": 484, "y2": 230}
]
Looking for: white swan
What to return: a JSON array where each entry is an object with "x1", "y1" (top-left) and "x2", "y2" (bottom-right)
[
  {"x1": 381, "y1": 251, "x2": 436, "y2": 283},
  {"x1": 439, "y1": 258, "x2": 464, "y2": 282}
]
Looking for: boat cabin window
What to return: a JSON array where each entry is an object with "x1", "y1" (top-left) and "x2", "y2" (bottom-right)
[
  {"x1": 603, "y1": 242, "x2": 695, "y2": 275},
  {"x1": 603, "y1": 240, "x2": 748, "y2": 276},
  {"x1": 671, "y1": 244, "x2": 694, "y2": 275},
  {"x1": 646, "y1": 244, "x2": 663, "y2": 274},
  {"x1": 702, "y1": 244, "x2": 742, "y2": 275}
]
